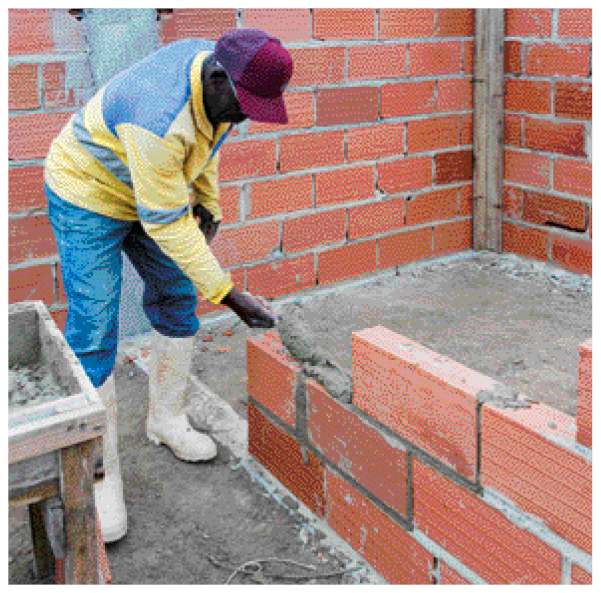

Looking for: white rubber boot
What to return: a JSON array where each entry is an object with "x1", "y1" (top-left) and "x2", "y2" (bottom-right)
[
  {"x1": 146, "y1": 329, "x2": 217, "y2": 462},
  {"x1": 94, "y1": 373, "x2": 128, "y2": 543}
]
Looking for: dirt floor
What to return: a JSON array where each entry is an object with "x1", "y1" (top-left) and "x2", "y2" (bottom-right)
[{"x1": 8, "y1": 251, "x2": 592, "y2": 584}]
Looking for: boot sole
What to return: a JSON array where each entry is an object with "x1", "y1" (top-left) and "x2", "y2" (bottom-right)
[{"x1": 146, "y1": 431, "x2": 217, "y2": 463}]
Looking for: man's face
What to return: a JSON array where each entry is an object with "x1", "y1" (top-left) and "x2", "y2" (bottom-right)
[{"x1": 205, "y1": 64, "x2": 248, "y2": 125}]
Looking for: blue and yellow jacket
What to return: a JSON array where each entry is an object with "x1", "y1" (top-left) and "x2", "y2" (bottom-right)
[{"x1": 45, "y1": 39, "x2": 234, "y2": 304}]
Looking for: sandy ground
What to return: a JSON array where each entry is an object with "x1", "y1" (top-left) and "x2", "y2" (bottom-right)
[{"x1": 8, "y1": 251, "x2": 592, "y2": 584}]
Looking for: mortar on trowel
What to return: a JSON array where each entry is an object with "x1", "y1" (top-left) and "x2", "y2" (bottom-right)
[{"x1": 274, "y1": 302, "x2": 353, "y2": 403}]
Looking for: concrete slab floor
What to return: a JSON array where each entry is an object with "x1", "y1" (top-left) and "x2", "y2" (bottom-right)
[{"x1": 8, "y1": 251, "x2": 592, "y2": 584}]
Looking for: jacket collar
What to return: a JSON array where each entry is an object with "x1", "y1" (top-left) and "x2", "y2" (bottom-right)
[{"x1": 190, "y1": 51, "x2": 228, "y2": 143}]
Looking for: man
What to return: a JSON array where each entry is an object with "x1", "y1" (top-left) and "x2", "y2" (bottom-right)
[{"x1": 44, "y1": 29, "x2": 293, "y2": 543}]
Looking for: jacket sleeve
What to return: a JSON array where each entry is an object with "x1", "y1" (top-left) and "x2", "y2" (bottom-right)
[
  {"x1": 117, "y1": 123, "x2": 233, "y2": 304},
  {"x1": 191, "y1": 152, "x2": 222, "y2": 222}
]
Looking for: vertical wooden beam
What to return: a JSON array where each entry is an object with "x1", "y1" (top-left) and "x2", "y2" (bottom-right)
[
  {"x1": 473, "y1": 9, "x2": 505, "y2": 252},
  {"x1": 60, "y1": 438, "x2": 101, "y2": 584}
]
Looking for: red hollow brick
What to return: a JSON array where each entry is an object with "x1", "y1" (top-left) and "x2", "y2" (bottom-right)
[
  {"x1": 571, "y1": 563, "x2": 593, "y2": 585},
  {"x1": 282, "y1": 209, "x2": 347, "y2": 253},
  {"x1": 414, "y1": 458, "x2": 563, "y2": 584},
  {"x1": 504, "y1": 150, "x2": 550, "y2": 188},
  {"x1": 504, "y1": 115, "x2": 523, "y2": 148},
  {"x1": 307, "y1": 380, "x2": 410, "y2": 519},
  {"x1": 248, "y1": 175, "x2": 313, "y2": 220},
  {"x1": 523, "y1": 118, "x2": 586, "y2": 158},
  {"x1": 435, "y1": 150, "x2": 473, "y2": 185},
  {"x1": 247, "y1": 332, "x2": 300, "y2": 426},
  {"x1": 279, "y1": 130, "x2": 345, "y2": 173},
  {"x1": 407, "y1": 116, "x2": 462, "y2": 154},
  {"x1": 481, "y1": 402, "x2": 592, "y2": 554},
  {"x1": 381, "y1": 80, "x2": 437, "y2": 119},
  {"x1": 505, "y1": 79, "x2": 552, "y2": 115},
  {"x1": 9, "y1": 9, "x2": 54, "y2": 55},
  {"x1": 317, "y1": 240, "x2": 378, "y2": 286},
  {"x1": 522, "y1": 191, "x2": 587, "y2": 231},
  {"x1": 555, "y1": 82, "x2": 592, "y2": 121},
  {"x1": 325, "y1": 469, "x2": 434, "y2": 584},
  {"x1": 439, "y1": 560, "x2": 473, "y2": 585},
  {"x1": 502, "y1": 222, "x2": 549, "y2": 262},
  {"x1": 558, "y1": 9, "x2": 592, "y2": 38},
  {"x1": 246, "y1": 254, "x2": 316, "y2": 300},
  {"x1": 348, "y1": 43, "x2": 408, "y2": 81},
  {"x1": 379, "y1": 9, "x2": 437, "y2": 39},
  {"x1": 551, "y1": 235, "x2": 592, "y2": 276},
  {"x1": 287, "y1": 46, "x2": 345, "y2": 88},
  {"x1": 553, "y1": 159, "x2": 592, "y2": 197},
  {"x1": 409, "y1": 42, "x2": 463, "y2": 77},
  {"x1": 436, "y1": 9, "x2": 475, "y2": 37},
  {"x1": 160, "y1": 9, "x2": 236, "y2": 43},
  {"x1": 312, "y1": 9, "x2": 376, "y2": 40},
  {"x1": 9, "y1": 215, "x2": 57, "y2": 264},
  {"x1": 49, "y1": 309, "x2": 68, "y2": 333},
  {"x1": 404, "y1": 187, "x2": 459, "y2": 227},
  {"x1": 347, "y1": 122, "x2": 405, "y2": 163},
  {"x1": 378, "y1": 227, "x2": 432, "y2": 270},
  {"x1": 240, "y1": 9, "x2": 312, "y2": 43},
  {"x1": 352, "y1": 326, "x2": 483, "y2": 479},
  {"x1": 348, "y1": 198, "x2": 405, "y2": 240},
  {"x1": 210, "y1": 220, "x2": 280, "y2": 268},
  {"x1": 9, "y1": 112, "x2": 72, "y2": 161},
  {"x1": 9, "y1": 64, "x2": 39, "y2": 111},
  {"x1": 315, "y1": 86, "x2": 379, "y2": 127},
  {"x1": 437, "y1": 78, "x2": 473, "y2": 112},
  {"x1": 248, "y1": 401, "x2": 326, "y2": 517},
  {"x1": 506, "y1": 9, "x2": 553, "y2": 37},
  {"x1": 504, "y1": 40, "x2": 523, "y2": 75},
  {"x1": 215, "y1": 185, "x2": 239, "y2": 225},
  {"x1": 9, "y1": 166, "x2": 46, "y2": 214},
  {"x1": 377, "y1": 156, "x2": 433, "y2": 195},
  {"x1": 9, "y1": 264, "x2": 56, "y2": 305},
  {"x1": 432, "y1": 219, "x2": 473, "y2": 257},
  {"x1": 576, "y1": 339, "x2": 592, "y2": 448},
  {"x1": 219, "y1": 139, "x2": 277, "y2": 182},
  {"x1": 525, "y1": 42, "x2": 590, "y2": 78},
  {"x1": 314, "y1": 165, "x2": 375, "y2": 206}
]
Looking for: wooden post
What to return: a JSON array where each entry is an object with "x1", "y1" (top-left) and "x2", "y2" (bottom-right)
[
  {"x1": 60, "y1": 438, "x2": 101, "y2": 584},
  {"x1": 473, "y1": 8, "x2": 505, "y2": 252}
]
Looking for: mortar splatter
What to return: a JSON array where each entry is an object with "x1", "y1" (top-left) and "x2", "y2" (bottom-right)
[{"x1": 276, "y1": 302, "x2": 353, "y2": 403}]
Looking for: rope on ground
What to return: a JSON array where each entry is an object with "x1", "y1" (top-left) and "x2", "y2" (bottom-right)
[{"x1": 207, "y1": 555, "x2": 361, "y2": 584}]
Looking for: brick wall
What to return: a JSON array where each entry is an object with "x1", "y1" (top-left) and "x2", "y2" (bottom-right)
[
  {"x1": 247, "y1": 328, "x2": 593, "y2": 584},
  {"x1": 502, "y1": 8, "x2": 592, "y2": 276},
  {"x1": 8, "y1": 9, "x2": 91, "y2": 330},
  {"x1": 8, "y1": 8, "x2": 475, "y2": 327},
  {"x1": 8, "y1": 9, "x2": 592, "y2": 332}
]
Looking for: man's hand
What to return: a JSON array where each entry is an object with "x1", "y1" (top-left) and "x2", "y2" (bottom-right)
[
  {"x1": 221, "y1": 288, "x2": 278, "y2": 328},
  {"x1": 193, "y1": 203, "x2": 220, "y2": 245}
]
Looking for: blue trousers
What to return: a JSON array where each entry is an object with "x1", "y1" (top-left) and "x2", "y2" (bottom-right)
[{"x1": 46, "y1": 186, "x2": 199, "y2": 388}]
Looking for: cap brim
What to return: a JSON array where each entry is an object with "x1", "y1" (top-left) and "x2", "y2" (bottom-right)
[{"x1": 236, "y1": 86, "x2": 288, "y2": 124}]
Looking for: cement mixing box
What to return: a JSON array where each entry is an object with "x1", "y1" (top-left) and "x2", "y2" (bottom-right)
[{"x1": 9, "y1": 301, "x2": 109, "y2": 584}]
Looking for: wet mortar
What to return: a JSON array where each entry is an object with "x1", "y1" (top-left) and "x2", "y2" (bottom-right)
[{"x1": 9, "y1": 363, "x2": 71, "y2": 409}]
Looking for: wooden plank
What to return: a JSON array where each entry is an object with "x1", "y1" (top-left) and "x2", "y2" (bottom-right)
[
  {"x1": 473, "y1": 9, "x2": 505, "y2": 252},
  {"x1": 60, "y1": 438, "x2": 101, "y2": 584},
  {"x1": 29, "y1": 501, "x2": 56, "y2": 581},
  {"x1": 8, "y1": 304, "x2": 40, "y2": 366}
]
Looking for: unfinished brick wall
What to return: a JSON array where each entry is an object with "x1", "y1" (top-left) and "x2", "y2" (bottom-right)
[
  {"x1": 247, "y1": 328, "x2": 593, "y2": 584},
  {"x1": 8, "y1": 9, "x2": 593, "y2": 331},
  {"x1": 8, "y1": 8, "x2": 475, "y2": 328},
  {"x1": 502, "y1": 8, "x2": 592, "y2": 276}
]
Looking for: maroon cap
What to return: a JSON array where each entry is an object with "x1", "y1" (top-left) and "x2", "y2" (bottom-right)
[{"x1": 214, "y1": 29, "x2": 294, "y2": 124}]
